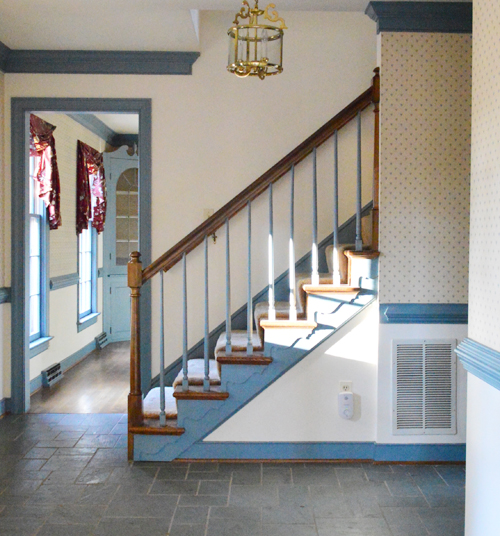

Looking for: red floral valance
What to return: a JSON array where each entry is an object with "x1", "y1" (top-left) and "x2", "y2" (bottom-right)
[
  {"x1": 76, "y1": 140, "x2": 107, "y2": 234},
  {"x1": 29, "y1": 114, "x2": 62, "y2": 230}
]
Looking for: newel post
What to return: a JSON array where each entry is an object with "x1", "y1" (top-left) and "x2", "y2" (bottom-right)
[
  {"x1": 372, "y1": 67, "x2": 380, "y2": 251},
  {"x1": 128, "y1": 251, "x2": 144, "y2": 429}
]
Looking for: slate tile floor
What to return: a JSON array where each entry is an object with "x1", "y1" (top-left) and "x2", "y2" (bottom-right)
[{"x1": 0, "y1": 414, "x2": 465, "y2": 535}]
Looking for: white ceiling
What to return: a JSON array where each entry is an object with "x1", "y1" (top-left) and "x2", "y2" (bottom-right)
[
  {"x1": 0, "y1": 0, "x2": 471, "y2": 52},
  {"x1": 94, "y1": 113, "x2": 139, "y2": 135}
]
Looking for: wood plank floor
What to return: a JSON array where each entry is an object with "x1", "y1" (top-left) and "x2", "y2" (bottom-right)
[{"x1": 30, "y1": 341, "x2": 130, "y2": 414}]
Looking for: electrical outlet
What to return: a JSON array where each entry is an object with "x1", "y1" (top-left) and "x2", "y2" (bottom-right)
[{"x1": 340, "y1": 381, "x2": 352, "y2": 392}]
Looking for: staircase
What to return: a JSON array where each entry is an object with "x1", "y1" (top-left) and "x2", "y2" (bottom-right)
[{"x1": 127, "y1": 69, "x2": 381, "y2": 461}]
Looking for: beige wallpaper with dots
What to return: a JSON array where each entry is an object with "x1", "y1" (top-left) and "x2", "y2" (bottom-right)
[
  {"x1": 469, "y1": 0, "x2": 500, "y2": 351},
  {"x1": 379, "y1": 32, "x2": 472, "y2": 304}
]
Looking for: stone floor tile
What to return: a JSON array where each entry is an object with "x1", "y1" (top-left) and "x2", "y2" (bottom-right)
[
  {"x1": 110, "y1": 423, "x2": 128, "y2": 435},
  {"x1": 94, "y1": 517, "x2": 171, "y2": 536},
  {"x1": 55, "y1": 432, "x2": 86, "y2": 441},
  {"x1": 41, "y1": 456, "x2": 92, "y2": 471},
  {"x1": 292, "y1": 466, "x2": 339, "y2": 486},
  {"x1": 336, "y1": 467, "x2": 368, "y2": 484},
  {"x1": 188, "y1": 462, "x2": 219, "y2": 473},
  {"x1": 43, "y1": 469, "x2": 83, "y2": 484},
  {"x1": 417, "y1": 507, "x2": 465, "y2": 536},
  {"x1": 23, "y1": 447, "x2": 56, "y2": 459},
  {"x1": 172, "y1": 505, "x2": 209, "y2": 524},
  {"x1": 381, "y1": 506, "x2": 431, "y2": 536},
  {"x1": 1, "y1": 479, "x2": 43, "y2": 496},
  {"x1": 311, "y1": 494, "x2": 355, "y2": 518},
  {"x1": 50, "y1": 503, "x2": 107, "y2": 525},
  {"x1": 0, "y1": 516, "x2": 45, "y2": 535},
  {"x1": 187, "y1": 470, "x2": 231, "y2": 481},
  {"x1": 0, "y1": 504, "x2": 55, "y2": 518},
  {"x1": 170, "y1": 524, "x2": 207, "y2": 536},
  {"x1": 316, "y1": 517, "x2": 392, "y2": 536},
  {"x1": 77, "y1": 484, "x2": 120, "y2": 505},
  {"x1": 198, "y1": 479, "x2": 230, "y2": 495},
  {"x1": 149, "y1": 479, "x2": 198, "y2": 495},
  {"x1": 156, "y1": 466, "x2": 188, "y2": 480},
  {"x1": 278, "y1": 485, "x2": 310, "y2": 507},
  {"x1": 210, "y1": 505, "x2": 262, "y2": 522},
  {"x1": 262, "y1": 466, "x2": 292, "y2": 484},
  {"x1": 26, "y1": 484, "x2": 86, "y2": 505},
  {"x1": 105, "y1": 493, "x2": 178, "y2": 517},
  {"x1": 263, "y1": 524, "x2": 319, "y2": 536},
  {"x1": 262, "y1": 505, "x2": 314, "y2": 524},
  {"x1": 179, "y1": 494, "x2": 228, "y2": 506},
  {"x1": 229, "y1": 485, "x2": 279, "y2": 508},
  {"x1": 207, "y1": 517, "x2": 262, "y2": 536},
  {"x1": 53, "y1": 447, "x2": 97, "y2": 457},
  {"x1": 386, "y1": 477, "x2": 425, "y2": 497},
  {"x1": 36, "y1": 525, "x2": 94, "y2": 536},
  {"x1": 36, "y1": 440, "x2": 80, "y2": 449},
  {"x1": 76, "y1": 434, "x2": 119, "y2": 448},
  {"x1": 75, "y1": 468, "x2": 112, "y2": 485}
]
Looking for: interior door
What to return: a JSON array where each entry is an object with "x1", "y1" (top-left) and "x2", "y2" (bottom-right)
[{"x1": 103, "y1": 146, "x2": 139, "y2": 342}]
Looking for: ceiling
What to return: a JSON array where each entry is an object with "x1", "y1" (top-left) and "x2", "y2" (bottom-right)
[
  {"x1": 0, "y1": 0, "x2": 470, "y2": 52},
  {"x1": 94, "y1": 113, "x2": 139, "y2": 135}
]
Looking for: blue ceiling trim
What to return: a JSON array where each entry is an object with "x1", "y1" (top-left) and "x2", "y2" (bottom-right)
[
  {"x1": 380, "y1": 303, "x2": 468, "y2": 324},
  {"x1": 456, "y1": 338, "x2": 500, "y2": 392},
  {"x1": 366, "y1": 2, "x2": 472, "y2": 34},
  {"x1": 0, "y1": 42, "x2": 199, "y2": 75},
  {"x1": 67, "y1": 113, "x2": 115, "y2": 143}
]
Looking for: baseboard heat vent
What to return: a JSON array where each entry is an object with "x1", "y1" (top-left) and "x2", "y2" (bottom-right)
[
  {"x1": 95, "y1": 332, "x2": 109, "y2": 349},
  {"x1": 41, "y1": 363, "x2": 64, "y2": 388}
]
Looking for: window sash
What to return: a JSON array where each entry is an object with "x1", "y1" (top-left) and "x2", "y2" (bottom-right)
[{"x1": 78, "y1": 227, "x2": 96, "y2": 319}]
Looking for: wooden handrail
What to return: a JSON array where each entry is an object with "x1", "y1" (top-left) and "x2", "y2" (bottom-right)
[{"x1": 142, "y1": 83, "x2": 375, "y2": 283}]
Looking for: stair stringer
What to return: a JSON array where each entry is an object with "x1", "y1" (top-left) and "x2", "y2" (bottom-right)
[{"x1": 133, "y1": 290, "x2": 377, "y2": 461}]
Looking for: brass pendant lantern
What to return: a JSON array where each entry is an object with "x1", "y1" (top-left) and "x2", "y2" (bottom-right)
[{"x1": 227, "y1": 0, "x2": 287, "y2": 80}]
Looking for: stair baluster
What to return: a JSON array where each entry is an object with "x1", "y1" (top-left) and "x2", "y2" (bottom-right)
[
  {"x1": 311, "y1": 147, "x2": 319, "y2": 286},
  {"x1": 203, "y1": 236, "x2": 210, "y2": 391},
  {"x1": 159, "y1": 270, "x2": 167, "y2": 425},
  {"x1": 247, "y1": 201, "x2": 253, "y2": 355},
  {"x1": 355, "y1": 111, "x2": 363, "y2": 252},
  {"x1": 289, "y1": 165, "x2": 297, "y2": 321},
  {"x1": 332, "y1": 130, "x2": 341, "y2": 286},
  {"x1": 182, "y1": 252, "x2": 189, "y2": 391},
  {"x1": 225, "y1": 218, "x2": 232, "y2": 354},
  {"x1": 268, "y1": 184, "x2": 276, "y2": 322}
]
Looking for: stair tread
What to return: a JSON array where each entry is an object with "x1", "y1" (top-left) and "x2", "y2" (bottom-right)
[
  {"x1": 215, "y1": 330, "x2": 263, "y2": 358},
  {"x1": 143, "y1": 387, "x2": 177, "y2": 419},
  {"x1": 302, "y1": 284, "x2": 360, "y2": 293},
  {"x1": 260, "y1": 319, "x2": 317, "y2": 329},
  {"x1": 217, "y1": 351, "x2": 272, "y2": 366},
  {"x1": 174, "y1": 385, "x2": 229, "y2": 400},
  {"x1": 129, "y1": 418, "x2": 185, "y2": 436},
  {"x1": 172, "y1": 358, "x2": 221, "y2": 388}
]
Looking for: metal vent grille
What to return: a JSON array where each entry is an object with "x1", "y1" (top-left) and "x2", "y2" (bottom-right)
[
  {"x1": 41, "y1": 363, "x2": 64, "y2": 388},
  {"x1": 392, "y1": 339, "x2": 456, "y2": 435},
  {"x1": 95, "y1": 332, "x2": 109, "y2": 349}
]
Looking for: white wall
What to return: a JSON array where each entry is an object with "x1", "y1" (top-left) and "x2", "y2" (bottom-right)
[
  {"x1": 207, "y1": 301, "x2": 379, "y2": 442},
  {"x1": 465, "y1": 0, "x2": 500, "y2": 534},
  {"x1": 1, "y1": 11, "x2": 378, "y2": 398},
  {"x1": 377, "y1": 323, "x2": 467, "y2": 445}
]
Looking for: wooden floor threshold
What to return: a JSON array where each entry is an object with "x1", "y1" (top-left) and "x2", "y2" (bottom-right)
[
  {"x1": 174, "y1": 386, "x2": 229, "y2": 400},
  {"x1": 217, "y1": 351, "x2": 272, "y2": 366}
]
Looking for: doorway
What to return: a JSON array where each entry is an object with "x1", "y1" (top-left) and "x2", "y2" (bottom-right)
[{"x1": 10, "y1": 98, "x2": 152, "y2": 414}]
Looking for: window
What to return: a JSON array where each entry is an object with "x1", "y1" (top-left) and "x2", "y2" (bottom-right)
[
  {"x1": 78, "y1": 226, "x2": 96, "y2": 320},
  {"x1": 116, "y1": 168, "x2": 138, "y2": 265},
  {"x1": 28, "y1": 154, "x2": 49, "y2": 352}
]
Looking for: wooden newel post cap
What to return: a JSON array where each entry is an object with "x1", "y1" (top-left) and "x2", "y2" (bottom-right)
[
  {"x1": 372, "y1": 67, "x2": 380, "y2": 104},
  {"x1": 128, "y1": 251, "x2": 143, "y2": 288}
]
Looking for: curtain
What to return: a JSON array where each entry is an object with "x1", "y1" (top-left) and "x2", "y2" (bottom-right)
[
  {"x1": 76, "y1": 140, "x2": 107, "y2": 234},
  {"x1": 29, "y1": 114, "x2": 62, "y2": 230}
]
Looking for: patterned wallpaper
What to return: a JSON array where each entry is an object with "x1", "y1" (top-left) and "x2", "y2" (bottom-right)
[
  {"x1": 0, "y1": 72, "x2": 4, "y2": 289},
  {"x1": 469, "y1": 0, "x2": 500, "y2": 352},
  {"x1": 379, "y1": 33, "x2": 472, "y2": 304}
]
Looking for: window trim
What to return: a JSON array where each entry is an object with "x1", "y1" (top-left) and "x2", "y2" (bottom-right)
[
  {"x1": 28, "y1": 154, "x2": 50, "y2": 356},
  {"x1": 77, "y1": 225, "x2": 98, "y2": 330}
]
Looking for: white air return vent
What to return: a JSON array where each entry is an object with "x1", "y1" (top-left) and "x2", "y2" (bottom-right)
[{"x1": 392, "y1": 339, "x2": 456, "y2": 435}]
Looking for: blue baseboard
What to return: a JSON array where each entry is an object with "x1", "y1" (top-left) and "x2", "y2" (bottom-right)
[
  {"x1": 380, "y1": 303, "x2": 468, "y2": 324},
  {"x1": 0, "y1": 397, "x2": 11, "y2": 416},
  {"x1": 30, "y1": 339, "x2": 97, "y2": 394},
  {"x1": 135, "y1": 439, "x2": 465, "y2": 463},
  {"x1": 456, "y1": 337, "x2": 500, "y2": 392}
]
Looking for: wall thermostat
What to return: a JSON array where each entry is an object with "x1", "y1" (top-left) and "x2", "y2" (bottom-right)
[{"x1": 338, "y1": 391, "x2": 354, "y2": 419}]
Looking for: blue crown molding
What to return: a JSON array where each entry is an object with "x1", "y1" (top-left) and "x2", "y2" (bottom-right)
[
  {"x1": 366, "y1": 2, "x2": 472, "y2": 34},
  {"x1": 0, "y1": 287, "x2": 11, "y2": 304},
  {"x1": 456, "y1": 338, "x2": 500, "y2": 392},
  {"x1": 0, "y1": 41, "x2": 199, "y2": 75},
  {"x1": 49, "y1": 273, "x2": 79, "y2": 291},
  {"x1": 0, "y1": 40, "x2": 9, "y2": 72},
  {"x1": 380, "y1": 303, "x2": 468, "y2": 324}
]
